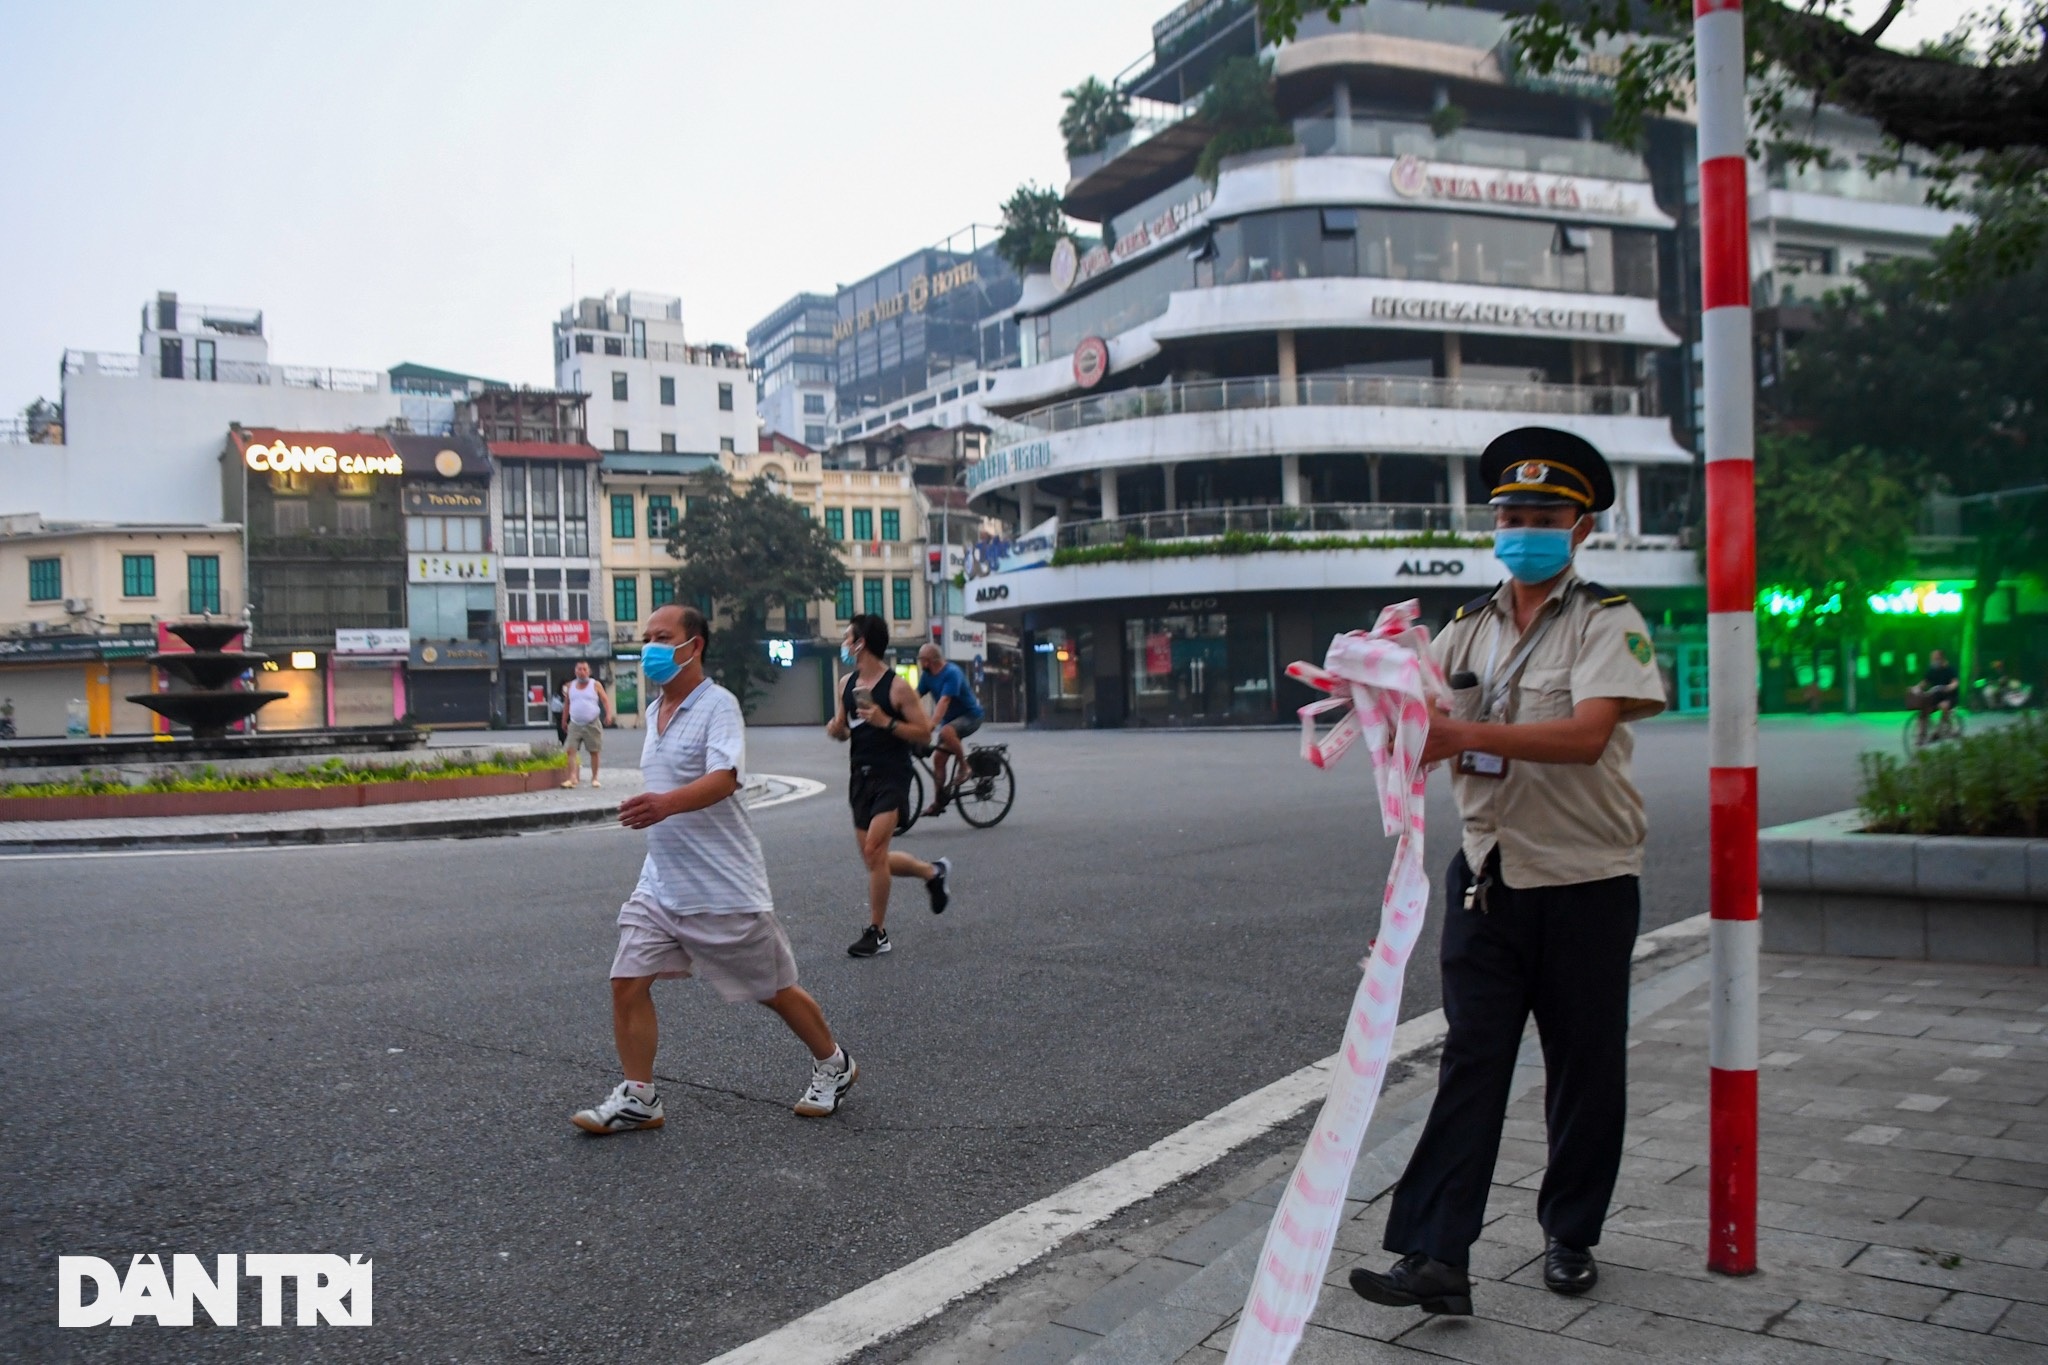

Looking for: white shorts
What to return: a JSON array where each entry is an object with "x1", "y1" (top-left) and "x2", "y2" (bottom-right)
[{"x1": 610, "y1": 903, "x2": 798, "y2": 1003}]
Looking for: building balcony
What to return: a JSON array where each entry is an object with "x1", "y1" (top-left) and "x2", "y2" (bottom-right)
[
  {"x1": 1293, "y1": 116, "x2": 1649, "y2": 181},
  {"x1": 1005, "y1": 373, "x2": 1657, "y2": 441},
  {"x1": 62, "y1": 349, "x2": 385, "y2": 393},
  {"x1": 973, "y1": 375, "x2": 1687, "y2": 501},
  {"x1": 964, "y1": 515, "x2": 1697, "y2": 619}
]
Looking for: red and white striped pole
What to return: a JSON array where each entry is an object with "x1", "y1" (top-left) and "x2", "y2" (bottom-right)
[{"x1": 1696, "y1": 0, "x2": 1759, "y2": 1276}]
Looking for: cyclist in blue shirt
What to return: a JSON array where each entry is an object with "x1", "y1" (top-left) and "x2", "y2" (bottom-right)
[{"x1": 916, "y1": 643, "x2": 985, "y2": 815}]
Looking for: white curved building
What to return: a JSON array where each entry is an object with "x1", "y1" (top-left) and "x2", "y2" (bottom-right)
[{"x1": 967, "y1": 0, "x2": 1702, "y2": 727}]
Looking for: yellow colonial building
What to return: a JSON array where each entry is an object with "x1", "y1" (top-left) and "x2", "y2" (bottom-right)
[
  {"x1": 0, "y1": 514, "x2": 245, "y2": 736},
  {"x1": 597, "y1": 437, "x2": 928, "y2": 724}
]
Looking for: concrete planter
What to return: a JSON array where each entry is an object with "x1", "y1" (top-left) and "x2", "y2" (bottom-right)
[
  {"x1": 1760, "y1": 810, "x2": 2048, "y2": 964},
  {"x1": 0, "y1": 769, "x2": 563, "y2": 822}
]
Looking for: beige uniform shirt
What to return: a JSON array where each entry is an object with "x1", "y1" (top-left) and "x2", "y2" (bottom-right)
[{"x1": 1430, "y1": 572, "x2": 1668, "y2": 888}]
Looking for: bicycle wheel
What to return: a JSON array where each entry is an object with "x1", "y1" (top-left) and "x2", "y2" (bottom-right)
[
  {"x1": 896, "y1": 766, "x2": 925, "y2": 836},
  {"x1": 954, "y1": 756, "x2": 1016, "y2": 828},
  {"x1": 1903, "y1": 713, "x2": 1925, "y2": 758}
]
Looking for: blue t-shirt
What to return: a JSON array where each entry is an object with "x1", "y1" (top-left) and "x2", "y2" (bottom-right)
[{"x1": 917, "y1": 662, "x2": 983, "y2": 721}]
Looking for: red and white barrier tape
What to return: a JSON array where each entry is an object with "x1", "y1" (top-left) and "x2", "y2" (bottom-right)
[{"x1": 1226, "y1": 601, "x2": 1446, "y2": 1364}]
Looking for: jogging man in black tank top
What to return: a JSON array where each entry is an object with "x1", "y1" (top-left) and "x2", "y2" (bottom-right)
[{"x1": 825, "y1": 614, "x2": 952, "y2": 958}]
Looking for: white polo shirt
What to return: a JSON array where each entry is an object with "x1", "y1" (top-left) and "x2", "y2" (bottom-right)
[{"x1": 628, "y1": 678, "x2": 773, "y2": 916}]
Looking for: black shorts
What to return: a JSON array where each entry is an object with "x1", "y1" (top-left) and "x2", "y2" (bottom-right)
[
  {"x1": 943, "y1": 714, "x2": 983, "y2": 742},
  {"x1": 849, "y1": 766, "x2": 912, "y2": 831}
]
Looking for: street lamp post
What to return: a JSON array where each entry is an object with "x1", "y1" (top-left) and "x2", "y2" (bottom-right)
[{"x1": 1696, "y1": 0, "x2": 1760, "y2": 1277}]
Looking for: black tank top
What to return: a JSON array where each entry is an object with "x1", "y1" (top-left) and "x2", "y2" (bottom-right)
[{"x1": 845, "y1": 671, "x2": 914, "y2": 777}]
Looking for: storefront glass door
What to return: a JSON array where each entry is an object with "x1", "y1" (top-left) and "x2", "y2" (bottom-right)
[
  {"x1": 523, "y1": 669, "x2": 553, "y2": 726},
  {"x1": 1125, "y1": 611, "x2": 1275, "y2": 725}
]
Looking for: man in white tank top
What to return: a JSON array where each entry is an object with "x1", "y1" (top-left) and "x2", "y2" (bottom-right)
[{"x1": 562, "y1": 660, "x2": 614, "y2": 788}]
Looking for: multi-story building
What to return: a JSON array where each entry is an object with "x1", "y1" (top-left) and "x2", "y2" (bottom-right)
[
  {"x1": 1749, "y1": 108, "x2": 1970, "y2": 417},
  {"x1": 0, "y1": 514, "x2": 242, "y2": 737},
  {"x1": 966, "y1": 0, "x2": 1700, "y2": 727},
  {"x1": 1, "y1": 292, "x2": 399, "y2": 524},
  {"x1": 393, "y1": 430, "x2": 500, "y2": 726},
  {"x1": 468, "y1": 388, "x2": 606, "y2": 726},
  {"x1": 831, "y1": 226, "x2": 1024, "y2": 443},
  {"x1": 597, "y1": 434, "x2": 929, "y2": 726},
  {"x1": 553, "y1": 290, "x2": 756, "y2": 457},
  {"x1": 747, "y1": 293, "x2": 839, "y2": 448},
  {"x1": 221, "y1": 427, "x2": 410, "y2": 730},
  {"x1": 388, "y1": 362, "x2": 506, "y2": 436}
]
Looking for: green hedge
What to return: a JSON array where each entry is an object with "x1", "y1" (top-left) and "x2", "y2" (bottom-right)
[
  {"x1": 1051, "y1": 529, "x2": 1490, "y2": 568},
  {"x1": 1858, "y1": 713, "x2": 2048, "y2": 837},
  {"x1": 1, "y1": 752, "x2": 561, "y2": 799}
]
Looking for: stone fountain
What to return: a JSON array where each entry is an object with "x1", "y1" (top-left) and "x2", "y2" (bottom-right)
[{"x1": 130, "y1": 621, "x2": 289, "y2": 738}]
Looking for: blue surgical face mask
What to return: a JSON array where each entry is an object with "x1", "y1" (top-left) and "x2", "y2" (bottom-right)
[
  {"x1": 641, "y1": 641, "x2": 693, "y2": 687},
  {"x1": 1493, "y1": 526, "x2": 1577, "y2": 585},
  {"x1": 839, "y1": 643, "x2": 858, "y2": 665}
]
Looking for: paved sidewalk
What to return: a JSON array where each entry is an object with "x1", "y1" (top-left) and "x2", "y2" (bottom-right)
[
  {"x1": 955, "y1": 953, "x2": 2048, "y2": 1364},
  {"x1": 0, "y1": 771, "x2": 821, "y2": 852}
]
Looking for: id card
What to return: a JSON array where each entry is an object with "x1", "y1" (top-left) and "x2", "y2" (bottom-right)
[{"x1": 1457, "y1": 750, "x2": 1508, "y2": 779}]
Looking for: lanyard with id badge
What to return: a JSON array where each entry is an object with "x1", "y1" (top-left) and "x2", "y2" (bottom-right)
[{"x1": 1454, "y1": 605, "x2": 1560, "y2": 780}]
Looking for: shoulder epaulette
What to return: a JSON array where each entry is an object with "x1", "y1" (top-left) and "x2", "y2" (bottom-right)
[
  {"x1": 1452, "y1": 588, "x2": 1498, "y2": 623},
  {"x1": 1578, "y1": 581, "x2": 1630, "y2": 608}
]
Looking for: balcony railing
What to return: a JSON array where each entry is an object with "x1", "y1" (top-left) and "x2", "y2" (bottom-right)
[
  {"x1": 1061, "y1": 502, "x2": 1496, "y2": 548},
  {"x1": 1004, "y1": 374, "x2": 1657, "y2": 440},
  {"x1": 1057, "y1": 502, "x2": 1684, "y2": 551},
  {"x1": 61, "y1": 350, "x2": 385, "y2": 392},
  {"x1": 1295, "y1": 117, "x2": 1651, "y2": 182}
]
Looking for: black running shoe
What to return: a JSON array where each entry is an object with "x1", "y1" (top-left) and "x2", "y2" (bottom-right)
[
  {"x1": 847, "y1": 925, "x2": 891, "y2": 958},
  {"x1": 926, "y1": 857, "x2": 952, "y2": 915}
]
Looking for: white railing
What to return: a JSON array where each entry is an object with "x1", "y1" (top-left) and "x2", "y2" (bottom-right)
[
  {"x1": 62, "y1": 350, "x2": 385, "y2": 392},
  {"x1": 1059, "y1": 502, "x2": 1684, "y2": 550},
  {"x1": 1008, "y1": 374, "x2": 1657, "y2": 438}
]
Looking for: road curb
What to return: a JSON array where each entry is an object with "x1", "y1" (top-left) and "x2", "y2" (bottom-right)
[{"x1": 0, "y1": 774, "x2": 821, "y2": 855}]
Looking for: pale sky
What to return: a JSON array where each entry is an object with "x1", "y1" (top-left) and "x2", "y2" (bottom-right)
[{"x1": 0, "y1": 0, "x2": 1980, "y2": 420}]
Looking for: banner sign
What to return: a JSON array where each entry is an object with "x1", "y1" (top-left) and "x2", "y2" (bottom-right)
[
  {"x1": 1226, "y1": 602, "x2": 1446, "y2": 1364},
  {"x1": 409, "y1": 639, "x2": 498, "y2": 669},
  {"x1": 408, "y1": 553, "x2": 496, "y2": 584},
  {"x1": 996, "y1": 516, "x2": 1059, "y2": 575},
  {"x1": 334, "y1": 628, "x2": 410, "y2": 655},
  {"x1": 502, "y1": 620, "x2": 590, "y2": 648}
]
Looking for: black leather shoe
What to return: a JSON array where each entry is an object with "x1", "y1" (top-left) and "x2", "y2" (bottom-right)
[
  {"x1": 1543, "y1": 1239, "x2": 1598, "y2": 1294},
  {"x1": 1348, "y1": 1253, "x2": 1473, "y2": 1315}
]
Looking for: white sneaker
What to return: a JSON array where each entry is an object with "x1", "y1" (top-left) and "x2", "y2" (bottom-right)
[
  {"x1": 793, "y1": 1050, "x2": 859, "y2": 1117},
  {"x1": 572, "y1": 1081, "x2": 664, "y2": 1134}
]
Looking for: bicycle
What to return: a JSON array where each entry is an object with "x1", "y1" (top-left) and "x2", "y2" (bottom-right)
[
  {"x1": 895, "y1": 741, "x2": 1015, "y2": 834},
  {"x1": 1901, "y1": 701, "x2": 1967, "y2": 757}
]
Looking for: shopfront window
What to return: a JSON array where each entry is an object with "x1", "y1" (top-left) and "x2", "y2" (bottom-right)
[
  {"x1": 1033, "y1": 627, "x2": 1089, "y2": 720},
  {"x1": 1125, "y1": 611, "x2": 1275, "y2": 724},
  {"x1": 1023, "y1": 207, "x2": 1661, "y2": 364}
]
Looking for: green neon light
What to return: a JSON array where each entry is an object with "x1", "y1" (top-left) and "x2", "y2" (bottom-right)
[{"x1": 1867, "y1": 582, "x2": 1965, "y2": 617}]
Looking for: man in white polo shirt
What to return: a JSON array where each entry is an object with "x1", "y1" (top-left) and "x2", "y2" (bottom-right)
[{"x1": 572, "y1": 603, "x2": 856, "y2": 1133}]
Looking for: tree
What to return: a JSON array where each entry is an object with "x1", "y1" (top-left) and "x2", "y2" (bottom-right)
[
  {"x1": 666, "y1": 470, "x2": 848, "y2": 716},
  {"x1": 1782, "y1": 252, "x2": 2048, "y2": 678},
  {"x1": 995, "y1": 183, "x2": 1068, "y2": 274},
  {"x1": 1256, "y1": 1, "x2": 2048, "y2": 281},
  {"x1": 1753, "y1": 435, "x2": 1918, "y2": 707},
  {"x1": 1061, "y1": 76, "x2": 1135, "y2": 158},
  {"x1": 1195, "y1": 55, "x2": 1294, "y2": 183}
]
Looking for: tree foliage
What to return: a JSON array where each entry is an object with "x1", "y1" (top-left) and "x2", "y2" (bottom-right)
[
  {"x1": 1195, "y1": 55, "x2": 1295, "y2": 182},
  {"x1": 995, "y1": 183, "x2": 1068, "y2": 273},
  {"x1": 666, "y1": 470, "x2": 847, "y2": 716},
  {"x1": 1060, "y1": 76, "x2": 1135, "y2": 158},
  {"x1": 1783, "y1": 250, "x2": 2048, "y2": 662},
  {"x1": 1753, "y1": 435, "x2": 1917, "y2": 651},
  {"x1": 1257, "y1": 0, "x2": 2048, "y2": 282}
]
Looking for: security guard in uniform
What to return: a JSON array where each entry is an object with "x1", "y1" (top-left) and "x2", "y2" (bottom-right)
[{"x1": 1351, "y1": 427, "x2": 1667, "y2": 1315}]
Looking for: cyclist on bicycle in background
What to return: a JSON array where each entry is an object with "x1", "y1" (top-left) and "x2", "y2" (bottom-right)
[
  {"x1": 916, "y1": 643, "x2": 984, "y2": 817},
  {"x1": 1908, "y1": 649, "x2": 1961, "y2": 744}
]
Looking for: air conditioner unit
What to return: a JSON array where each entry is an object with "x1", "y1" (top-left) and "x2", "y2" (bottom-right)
[{"x1": 63, "y1": 597, "x2": 91, "y2": 615}]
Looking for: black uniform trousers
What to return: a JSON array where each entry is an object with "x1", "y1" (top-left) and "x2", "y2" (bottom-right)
[{"x1": 1383, "y1": 849, "x2": 1640, "y2": 1266}]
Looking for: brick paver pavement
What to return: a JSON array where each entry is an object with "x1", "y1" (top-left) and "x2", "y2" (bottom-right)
[{"x1": 970, "y1": 953, "x2": 2048, "y2": 1363}]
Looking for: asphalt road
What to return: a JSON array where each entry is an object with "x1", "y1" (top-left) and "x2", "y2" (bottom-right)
[{"x1": 1, "y1": 714, "x2": 1898, "y2": 1362}]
